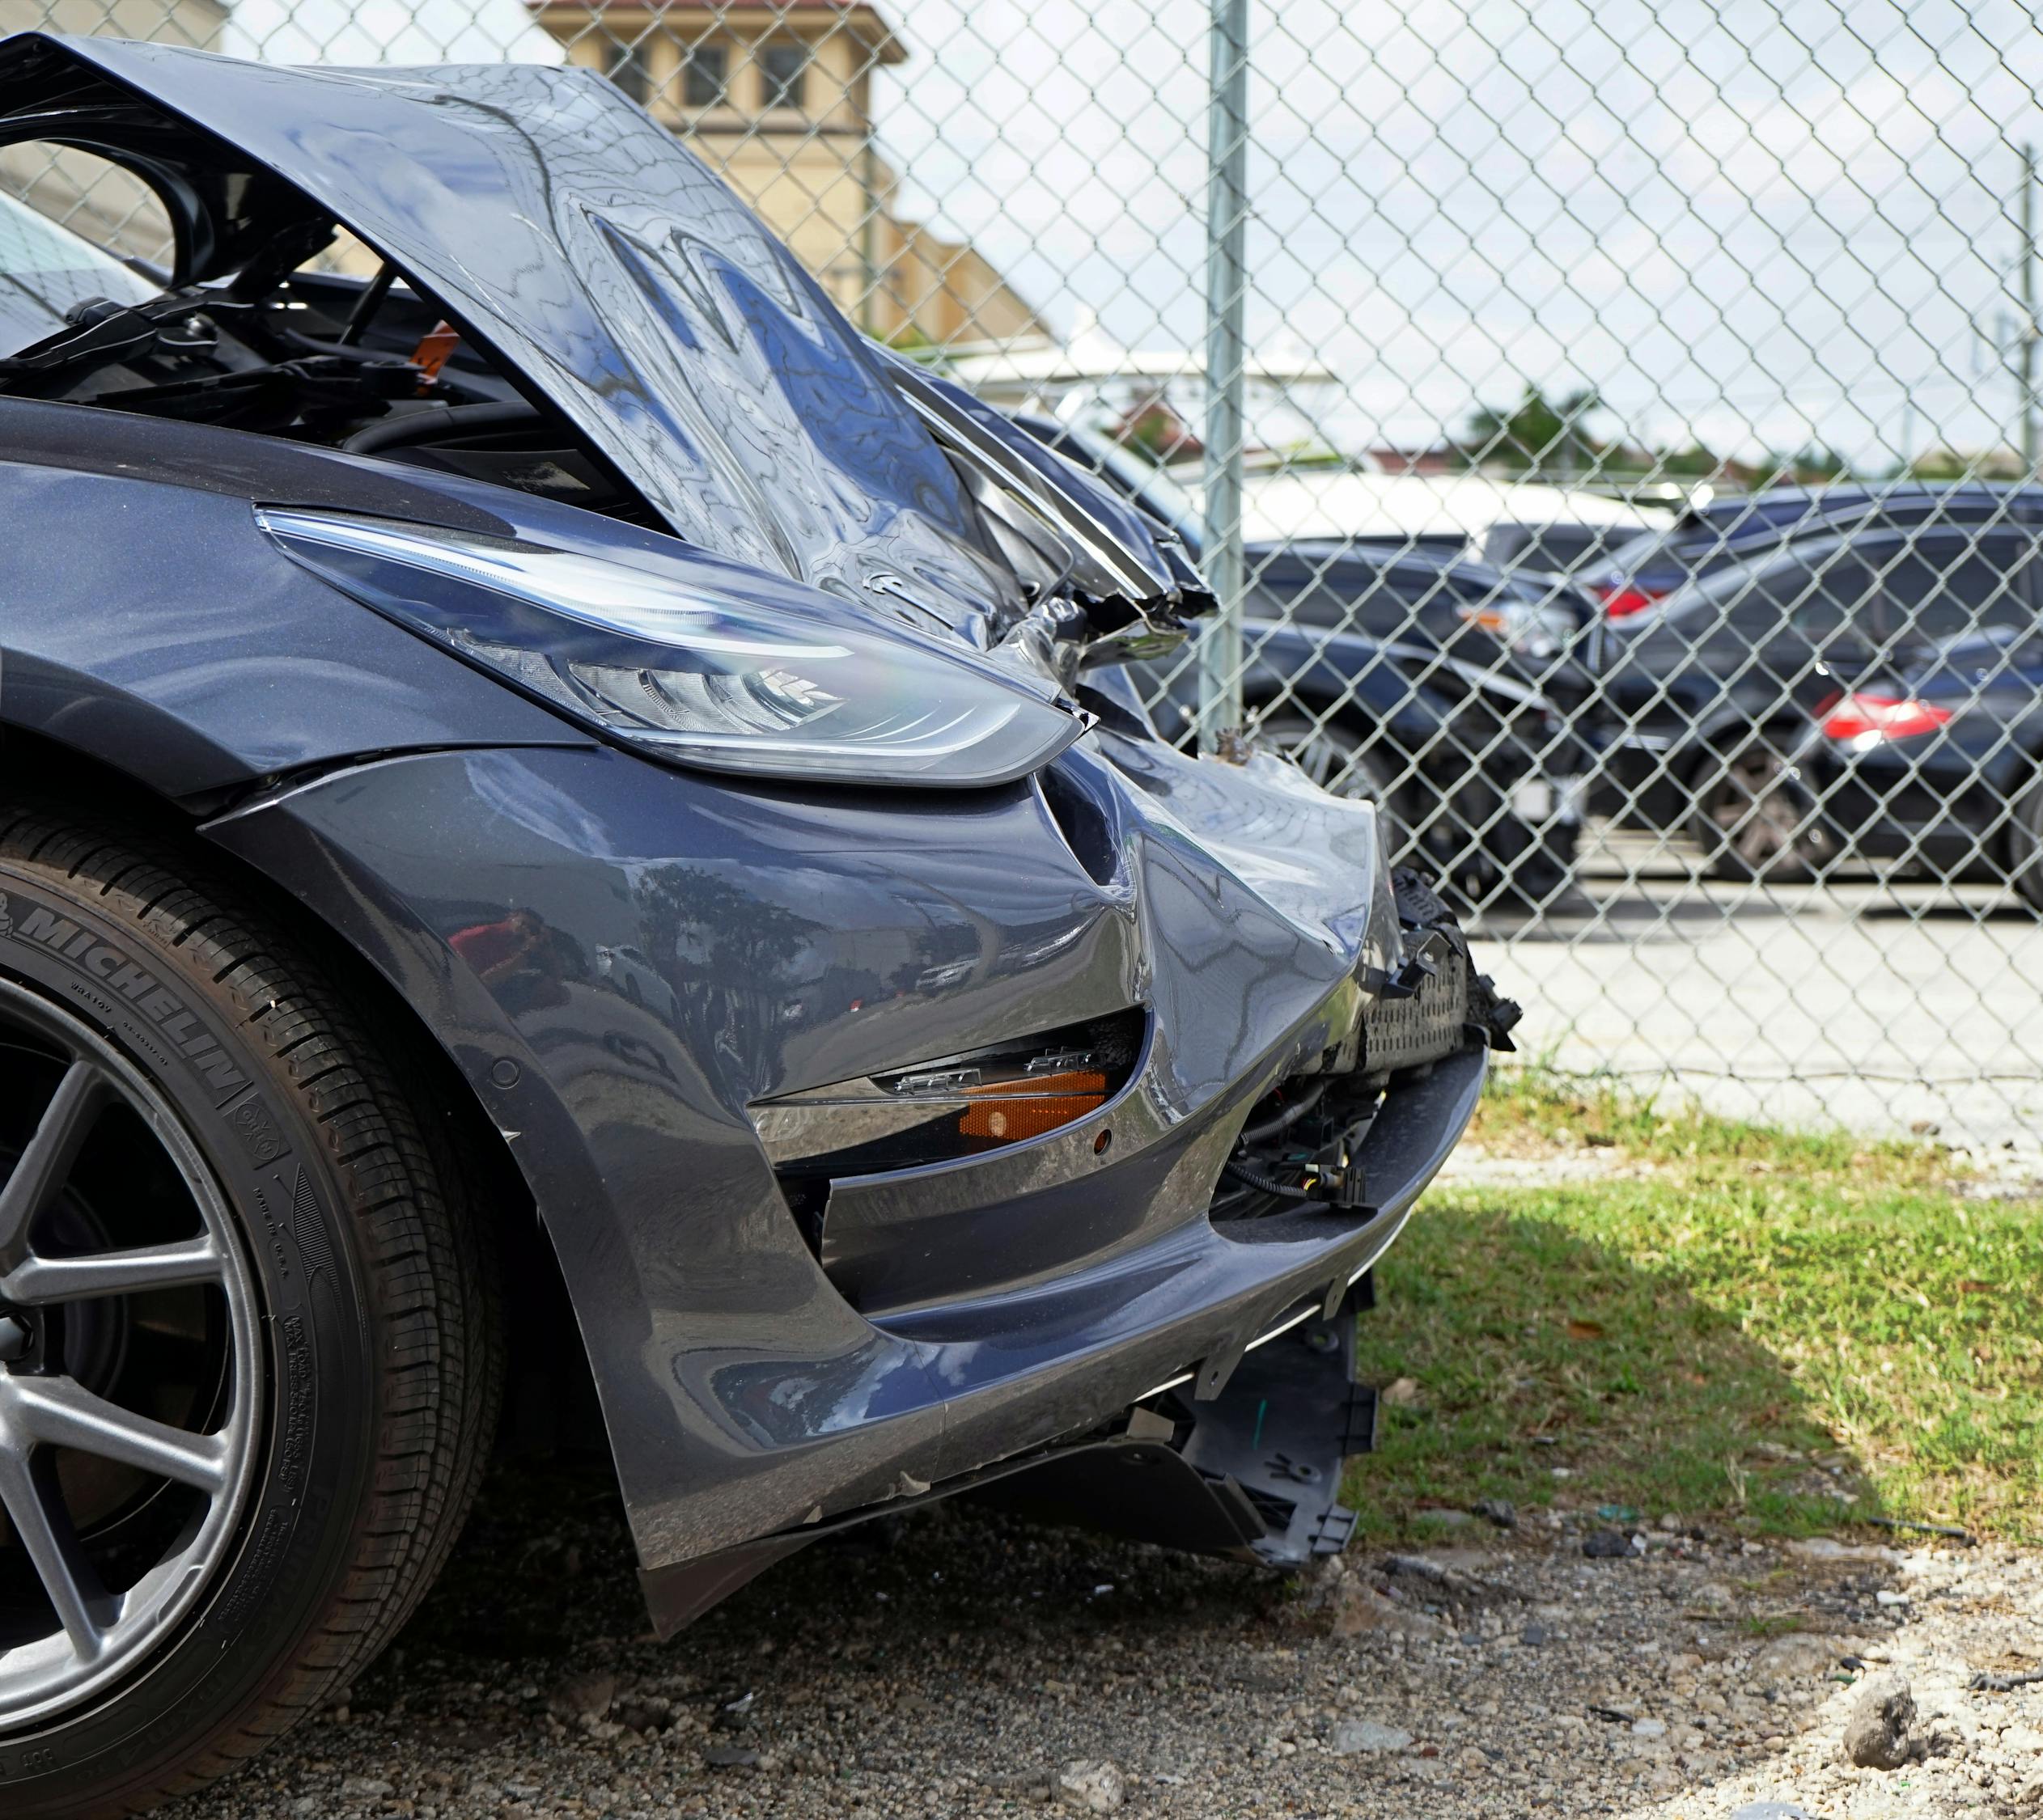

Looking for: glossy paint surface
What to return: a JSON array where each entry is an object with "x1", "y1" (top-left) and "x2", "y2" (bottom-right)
[
  {"x1": 3, "y1": 34, "x2": 1028, "y2": 641},
  {"x1": 0, "y1": 407, "x2": 587, "y2": 798},
  {"x1": 0, "y1": 401, "x2": 1470, "y2": 1581},
  {"x1": 203, "y1": 726, "x2": 1437, "y2": 1571}
]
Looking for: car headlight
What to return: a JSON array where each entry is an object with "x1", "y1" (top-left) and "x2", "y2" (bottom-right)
[{"x1": 256, "y1": 509, "x2": 1084, "y2": 789}]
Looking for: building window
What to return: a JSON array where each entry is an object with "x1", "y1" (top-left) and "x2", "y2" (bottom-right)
[
  {"x1": 682, "y1": 41, "x2": 727, "y2": 108},
  {"x1": 758, "y1": 40, "x2": 809, "y2": 112},
  {"x1": 605, "y1": 40, "x2": 655, "y2": 106}
]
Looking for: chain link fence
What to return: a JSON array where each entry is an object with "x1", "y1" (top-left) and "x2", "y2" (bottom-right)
[{"x1": 6, "y1": 0, "x2": 2042, "y2": 1149}]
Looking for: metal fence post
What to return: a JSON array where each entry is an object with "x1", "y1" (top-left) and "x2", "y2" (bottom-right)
[
  {"x1": 1198, "y1": 0, "x2": 1249, "y2": 751},
  {"x1": 2022, "y1": 142, "x2": 2038, "y2": 476}
]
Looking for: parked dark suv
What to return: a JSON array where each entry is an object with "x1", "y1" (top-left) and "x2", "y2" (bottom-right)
[
  {"x1": 1582, "y1": 482, "x2": 2043, "y2": 620},
  {"x1": 1592, "y1": 513, "x2": 2043, "y2": 900}
]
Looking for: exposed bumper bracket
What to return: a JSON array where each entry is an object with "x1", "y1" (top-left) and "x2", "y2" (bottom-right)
[{"x1": 988, "y1": 1280, "x2": 1378, "y2": 1569}]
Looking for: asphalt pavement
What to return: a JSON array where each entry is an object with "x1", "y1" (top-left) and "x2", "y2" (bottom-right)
[{"x1": 1480, "y1": 825, "x2": 2043, "y2": 1158}]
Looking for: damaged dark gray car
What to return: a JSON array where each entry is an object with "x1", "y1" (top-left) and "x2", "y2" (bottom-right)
[{"x1": 0, "y1": 35, "x2": 1515, "y2": 1815}]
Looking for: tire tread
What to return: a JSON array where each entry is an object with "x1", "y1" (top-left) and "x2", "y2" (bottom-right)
[{"x1": 0, "y1": 802, "x2": 502, "y2": 1815}]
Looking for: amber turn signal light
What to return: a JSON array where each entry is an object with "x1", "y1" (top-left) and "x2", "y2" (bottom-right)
[{"x1": 958, "y1": 1069, "x2": 1108, "y2": 1141}]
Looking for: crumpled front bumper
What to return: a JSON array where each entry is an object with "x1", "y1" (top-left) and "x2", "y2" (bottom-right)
[{"x1": 206, "y1": 723, "x2": 1500, "y2": 1608}]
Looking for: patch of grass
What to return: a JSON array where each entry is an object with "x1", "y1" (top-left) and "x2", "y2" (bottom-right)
[
  {"x1": 1471, "y1": 1058, "x2": 1953, "y2": 1189},
  {"x1": 1346, "y1": 1069, "x2": 2043, "y2": 1544}
]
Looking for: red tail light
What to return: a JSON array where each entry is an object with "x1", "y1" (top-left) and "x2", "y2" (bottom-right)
[
  {"x1": 1818, "y1": 692, "x2": 1954, "y2": 743},
  {"x1": 1600, "y1": 585, "x2": 1662, "y2": 619}
]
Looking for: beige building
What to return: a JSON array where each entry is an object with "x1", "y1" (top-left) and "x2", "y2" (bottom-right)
[{"x1": 532, "y1": 0, "x2": 1045, "y2": 347}]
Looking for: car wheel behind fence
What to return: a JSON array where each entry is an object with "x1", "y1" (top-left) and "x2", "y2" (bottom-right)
[
  {"x1": 1686, "y1": 740, "x2": 1829, "y2": 885},
  {"x1": 1256, "y1": 711, "x2": 1402, "y2": 810}
]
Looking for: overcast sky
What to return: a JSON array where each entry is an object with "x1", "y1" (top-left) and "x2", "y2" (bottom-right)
[{"x1": 222, "y1": 0, "x2": 2043, "y2": 466}]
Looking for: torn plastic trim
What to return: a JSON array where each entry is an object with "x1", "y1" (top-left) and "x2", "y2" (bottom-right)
[
  {"x1": 1157, "y1": 1040, "x2": 1488, "y2": 1403},
  {"x1": 638, "y1": 1283, "x2": 1380, "y2": 1637}
]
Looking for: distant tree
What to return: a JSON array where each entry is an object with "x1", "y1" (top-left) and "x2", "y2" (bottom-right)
[
  {"x1": 1761, "y1": 443, "x2": 1853, "y2": 485},
  {"x1": 1119, "y1": 400, "x2": 1200, "y2": 465},
  {"x1": 1463, "y1": 383, "x2": 1603, "y2": 476},
  {"x1": 1654, "y1": 443, "x2": 1722, "y2": 479},
  {"x1": 1897, "y1": 445, "x2": 2025, "y2": 480}
]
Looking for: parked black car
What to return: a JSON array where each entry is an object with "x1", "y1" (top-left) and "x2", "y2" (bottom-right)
[
  {"x1": 1590, "y1": 513, "x2": 2043, "y2": 901},
  {"x1": 1481, "y1": 516, "x2": 1657, "y2": 578},
  {"x1": 0, "y1": 36, "x2": 1517, "y2": 1814},
  {"x1": 1015, "y1": 417, "x2": 1589, "y2": 906},
  {"x1": 1581, "y1": 481, "x2": 2043, "y2": 620}
]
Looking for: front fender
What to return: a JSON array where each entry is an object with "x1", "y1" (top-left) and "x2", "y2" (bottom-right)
[
  {"x1": 0, "y1": 401, "x2": 591, "y2": 802},
  {"x1": 198, "y1": 734, "x2": 1409, "y2": 1580},
  {"x1": 200, "y1": 744, "x2": 1151, "y2": 1571}
]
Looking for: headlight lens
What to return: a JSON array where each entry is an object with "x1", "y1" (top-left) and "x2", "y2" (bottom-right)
[{"x1": 257, "y1": 509, "x2": 1084, "y2": 788}]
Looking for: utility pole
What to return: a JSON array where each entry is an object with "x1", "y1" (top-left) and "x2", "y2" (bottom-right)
[{"x1": 1198, "y1": 0, "x2": 1249, "y2": 751}]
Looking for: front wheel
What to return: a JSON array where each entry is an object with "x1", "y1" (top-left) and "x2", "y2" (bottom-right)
[
  {"x1": 0, "y1": 801, "x2": 498, "y2": 1817},
  {"x1": 1687, "y1": 740, "x2": 1829, "y2": 882}
]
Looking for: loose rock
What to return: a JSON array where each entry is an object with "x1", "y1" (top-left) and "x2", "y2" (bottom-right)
[
  {"x1": 165, "y1": 1458, "x2": 2043, "y2": 1820},
  {"x1": 545, "y1": 1670, "x2": 614, "y2": 1723},
  {"x1": 1840, "y1": 1672, "x2": 1916, "y2": 1769},
  {"x1": 1328, "y1": 1581, "x2": 1443, "y2": 1639},
  {"x1": 1750, "y1": 1633, "x2": 1841, "y2": 1682},
  {"x1": 612, "y1": 1694, "x2": 672, "y2": 1733},
  {"x1": 1330, "y1": 1720, "x2": 1414, "y2": 1754},
  {"x1": 1053, "y1": 1759, "x2": 1125, "y2": 1812},
  {"x1": 702, "y1": 1743, "x2": 761, "y2": 1770}
]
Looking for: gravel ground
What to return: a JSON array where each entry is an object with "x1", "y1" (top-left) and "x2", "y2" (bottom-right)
[{"x1": 168, "y1": 1460, "x2": 2042, "y2": 1820}]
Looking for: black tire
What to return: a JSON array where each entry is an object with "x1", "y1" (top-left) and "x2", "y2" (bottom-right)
[
  {"x1": 0, "y1": 797, "x2": 499, "y2": 1817},
  {"x1": 1686, "y1": 738, "x2": 1829, "y2": 883},
  {"x1": 1256, "y1": 710, "x2": 1405, "y2": 811},
  {"x1": 2011, "y1": 774, "x2": 2043, "y2": 914}
]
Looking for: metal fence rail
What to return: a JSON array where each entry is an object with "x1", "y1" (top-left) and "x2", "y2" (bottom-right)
[{"x1": 6, "y1": 0, "x2": 2041, "y2": 1149}]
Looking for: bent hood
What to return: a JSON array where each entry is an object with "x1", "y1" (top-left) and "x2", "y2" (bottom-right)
[{"x1": 0, "y1": 34, "x2": 1178, "y2": 642}]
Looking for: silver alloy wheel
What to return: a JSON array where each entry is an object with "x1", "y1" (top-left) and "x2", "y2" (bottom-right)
[
  {"x1": 0, "y1": 980, "x2": 261, "y2": 1730},
  {"x1": 1702, "y1": 749, "x2": 1820, "y2": 877}
]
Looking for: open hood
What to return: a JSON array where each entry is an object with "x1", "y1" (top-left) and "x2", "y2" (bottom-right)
[{"x1": 0, "y1": 34, "x2": 1193, "y2": 646}]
